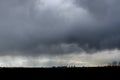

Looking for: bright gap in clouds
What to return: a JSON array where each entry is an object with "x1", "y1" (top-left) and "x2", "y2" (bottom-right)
[
  {"x1": 0, "y1": 49, "x2": 120, "y2": 67},
  {"x1": 40, "y1": 0, "x2": 63, "y2": 6},
  {"x1": 36, "y1": 0, "x2": 71, "y2": 6}
]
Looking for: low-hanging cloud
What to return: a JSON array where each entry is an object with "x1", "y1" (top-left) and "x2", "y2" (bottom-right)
[
  {"x1": 0, "y1": 0, "x2": 120, "y2": 55},
  {"x1": 0, "y1": 49, "x2": 120, "y2": 67}
]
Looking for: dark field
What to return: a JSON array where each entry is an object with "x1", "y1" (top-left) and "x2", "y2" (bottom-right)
[
  {"x1": 0, "y1": 66, "x2": 120, "y2": 79},
  {"x1": 0, "y1": 66, "x2": 120, "y2": 72}
]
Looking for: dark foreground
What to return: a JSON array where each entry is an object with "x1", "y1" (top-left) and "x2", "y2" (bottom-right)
[
  {"x1": 0, "y1": 66, "x2": 120, "y2": 79},
  {"x1": 0, "y1": 66, "x2": 120, "y2": 73},
  {"x1": 0, "y1": 66, "x2": 120, "y2": 72}
]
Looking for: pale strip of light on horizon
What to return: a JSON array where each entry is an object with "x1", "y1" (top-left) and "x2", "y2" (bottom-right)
[{"x1": 0, "y1": 49, "x2": 120, "y2": 67}]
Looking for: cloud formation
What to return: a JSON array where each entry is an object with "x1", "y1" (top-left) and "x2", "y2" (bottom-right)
[
  {"x1": 0, "y1": 49, "x2": 120, "y2": 67},
  {"x1": 74, "y1": 0, "x2": 120, "y2": 49},
  {"x1": 0, "y1": 0, "x2": 120, "y2": 55}
]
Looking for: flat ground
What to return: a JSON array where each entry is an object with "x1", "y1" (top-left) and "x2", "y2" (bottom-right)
[{"x1": 0, "y1": 67, "x2": 120, "y2": 79}]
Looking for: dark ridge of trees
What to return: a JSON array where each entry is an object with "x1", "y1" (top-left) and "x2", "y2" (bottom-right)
[{"x1": 108, "y1": 61, "x2": 120, "y2": 67}]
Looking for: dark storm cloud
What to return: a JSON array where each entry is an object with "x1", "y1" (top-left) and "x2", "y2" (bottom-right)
[
  {"x1": 0, "y1": 0, "x2": 79, "y2": 55},
  {"x1": 0, "y1": 0, "x2": 120, "y2": 55},
  {"x1": 73, "y1": 0, "x2": 120, "y2": 50}
]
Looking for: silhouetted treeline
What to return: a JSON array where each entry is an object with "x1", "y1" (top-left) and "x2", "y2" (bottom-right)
[{"x1": 108, "y1": 61, "x2": 120, "y2": 67}]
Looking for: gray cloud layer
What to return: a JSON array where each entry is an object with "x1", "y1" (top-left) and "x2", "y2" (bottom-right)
[
  {"x1": 74, "y1": 0, "x2": 120, "y2": 49},
  {"x1": 0, "y1": 0, "x2": 120, "y2": 55}
]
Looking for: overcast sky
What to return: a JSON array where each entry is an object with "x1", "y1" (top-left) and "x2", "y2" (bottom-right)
[{"x1": 0, "y1": 0, "x2": 120, "y2": 67}]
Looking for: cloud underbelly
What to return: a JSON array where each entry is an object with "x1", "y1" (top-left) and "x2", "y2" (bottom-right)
[{"x1": 0, "y1": 0, "x2": 120, "y2": 55}]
